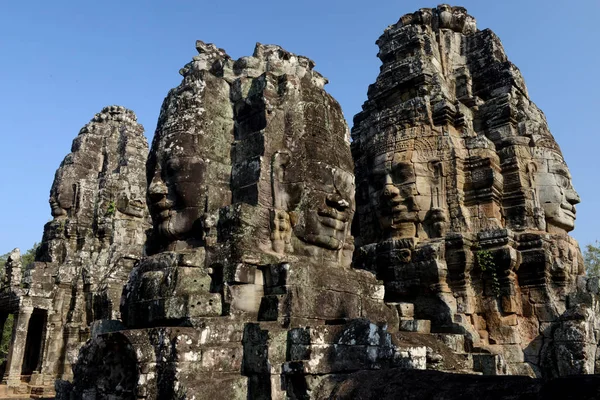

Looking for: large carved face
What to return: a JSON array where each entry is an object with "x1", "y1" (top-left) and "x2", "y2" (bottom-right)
[
  {"x1": 49, "y1": 180, "x2": 72, "y2": 218},
  {"x1": 532, "y1": 146, "x2": 580, "y2": 233},
  {"x1": 49, "y1": 141, "x2": 102, "y2": 218},
  {"x1": 147, "y1": 132, "x2": 208, "y2": 242},
  {"x1": 292, "y1": 160, "x2": 355, "y2": 251},
  {"x1": 369, "y1": 150, "x2": 418, "y2": 238},
  {"x1": 272, "y1": 99, "x2": 355, "y2": 256},
  {"x1": 368, "y1": 147, "x2": 447, "y2": 240}
]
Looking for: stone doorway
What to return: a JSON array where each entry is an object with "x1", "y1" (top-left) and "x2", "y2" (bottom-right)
[{"x1": 20, "y1": 309, "x2": 46, "y2": 376}]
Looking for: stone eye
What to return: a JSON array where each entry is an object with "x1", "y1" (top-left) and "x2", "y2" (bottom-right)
[
  {"x1": 166, "y1": 160, "x2": 181, "y2": 176},
  {"x1": 369, "y1": 170, "x2": 386, "y2": 192},
  {"x1": 390, "y1": 163, "x2": 413, "y2": 184}
]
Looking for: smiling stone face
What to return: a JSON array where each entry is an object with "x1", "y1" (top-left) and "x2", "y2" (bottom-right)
[
  {"x1": 261, "y1": 77, "x2": 355, "y2": 264},
  {"x1": 363, "y1": 135, "x2": 450, "y2": 242},
  {"x1": 291, "y1": 159, "x2": 355, "y2": 252},
  {"x1": 49, "y1": 138, "x2": 103, "y2": 219},
  {"x1": 369, "y1": 150, "x2": 418, "y2": 239},
  {"x1": 348, "y1": 4, "x2": 591, "y2": 379},
  {"x1": 224, "y1": 49, "x2": 356, "y2": 266},
  {"x1": 147, "y1": 135, "x2": 209, "y2": 244},
  {"x1": 532, "y1": 145, "x2": 580, "y2": 234},
  {"x1": 145, "y1": 46, "x2": 234, "y2": 252}
]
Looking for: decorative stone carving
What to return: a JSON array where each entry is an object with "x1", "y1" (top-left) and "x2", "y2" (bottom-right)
[
  {"x1": 352, "y1": 4, "x2": 586, "y2": 378},
  {"x1": 0, "y1": 106, "x2": 150, "y2": 395},
  {"x1": 123, "y1": 41, "x2": 373, "y2": 331},
  {"x1": 146, "y1": 43, "x2": 233, "y2": 252},
  {"x1": 531, "y1": 143, "x2": 580, "y2": 234},
  {"x1": 3, "y1": 249, "x2": 22, "y2": 288},
  {"x1": 53, "y1": 5, "x2": 600, "y2": 399},
  {"x1": 66, "y1": 41, "x2": 399, "y2": 400}
]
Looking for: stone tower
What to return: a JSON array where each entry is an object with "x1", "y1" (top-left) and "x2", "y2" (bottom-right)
[
  {"x1": 0, "y1": 106, "x2": 149, "y2": 396},
  {"x1": 351, "y1": 5, "x2": 587, "y2": 377},
  {"x1": 68, "y1": 42, "x2": 401, "y2": 400}
]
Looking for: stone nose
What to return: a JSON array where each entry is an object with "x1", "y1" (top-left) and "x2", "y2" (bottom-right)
[
  {"x1": 566, "y1": 188, "x2": 581, "y2": 206},
  {"x1": 326, "y1": 193, "x2": 350, "y2": 211},
  {"x1": 382, "y1": 183, "x2": 400, "y2": 199},
  {"x1": 148, "y1": 176, "x2": 168, "y2": 201}
]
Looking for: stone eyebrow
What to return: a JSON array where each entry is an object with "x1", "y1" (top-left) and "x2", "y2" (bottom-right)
[{"x1": 550, "y1": 164, "x2": 570, "y2": 177}]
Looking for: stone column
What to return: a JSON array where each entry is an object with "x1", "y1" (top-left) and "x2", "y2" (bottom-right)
[{"x1": 4, "y1": 306, "x2": 33, "y2": 388}]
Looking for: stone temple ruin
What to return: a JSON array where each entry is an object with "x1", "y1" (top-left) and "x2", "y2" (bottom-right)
[
  {"x1": 1, "y1": 4, "x2": 599, "y2": 399},
  {"x1": 0, "y1": 106, "x2": 150, "y2": 397}
]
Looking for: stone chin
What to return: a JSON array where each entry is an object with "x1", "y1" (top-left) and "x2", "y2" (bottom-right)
[
  {"x1": 49, "y1": 198, "x2": 67, "y2": 218},
  {"x1": 296, "y1": 209, "x2": 350, "y2": 251},
  {"x1": 153, "y1": 208, "x2": 202, "y2": 242},
  {"x1": 543, "y1": 203, "x2": 576, "y2": 233}
]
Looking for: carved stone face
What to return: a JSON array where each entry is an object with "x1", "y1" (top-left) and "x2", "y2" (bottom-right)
[
  {"x1": 49, "y1": 190, "x2": 69, "y2": 218},
  {"x1": 147, "y1": 133, "x2": 208, "y2": 242},
  {"x1": 292, "y1": 161, "x2": 355, "y2": 251},
  {"x1": 369, "y1": 151, "x2": 419, "y2": 238},
  {"x1": 533, "y1": 147, "x2": 580, "y2": 233},
  {"x1": 368, "y1": 148, "x2": 447, "y2": 240},
  {"x1": 49, "y1": 152, "x2": 96, "y2": 218}
]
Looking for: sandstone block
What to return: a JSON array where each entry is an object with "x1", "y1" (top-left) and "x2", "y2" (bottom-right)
[{"x1": 399, "y1": 319, "x2": 431, "y2": 334}]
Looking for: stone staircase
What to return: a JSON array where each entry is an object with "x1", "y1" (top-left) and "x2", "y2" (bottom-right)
[
  {"x1": 388, "y1": 303, "x2": 534, "y2": 377},
  {"x1": 0, "y1": 372, "x2": 54, "y2": 400},
  {"x1": 391, "y1": 301, "x2": 513, "y2": 376},
  {"x1": 243, "y1": 299, "x2": 511, "y2": 399},
  {"x1": 0, "y1": 383, "x2": 53, "y2": 400}
]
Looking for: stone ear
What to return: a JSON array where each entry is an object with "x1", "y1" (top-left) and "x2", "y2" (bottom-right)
[
  {"x1": 271, "y1": 150, "x2": 292, "y2": 210},
  {"x1": 526, "y1": 162, "x2": 538, "y2": 186}
]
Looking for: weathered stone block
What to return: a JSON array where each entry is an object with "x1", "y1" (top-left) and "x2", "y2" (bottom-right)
[
  {"x1": 393, "y1": 345, "x2": 427, "y2": 370},
  {"x1": 393, "y1": 302, "x2": 415, "y2": 319},
  {"x1": 434, "y1": 333, "x2": 465, "y2": 353},
  {"x1": 472, "y1": 353, "x2": 507, "y2": 375},
  {"x1": 399, "y1": 319, "x2": 431, "y2": 334}
]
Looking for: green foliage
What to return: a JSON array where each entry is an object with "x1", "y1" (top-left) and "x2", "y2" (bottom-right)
[
  {"x1": 106, "y1": 201, "x2": 117, "y2": 216},
  {"x1": 0, "y1": 251, "x2": 8, "y2": 284},
  {"x1": 0, "y1": 252, "x2": 8, "y2": 266},
  {"x1": 21, "y1": 242, "x2": 40, "y2": 271},
  {"x1": 0, "y1": 314, "x2": 14, "y2": 364},
  {"x1": 584, "y1": 241, "x2": 600, "y2": 277},
  {"x1": 476, "y1": 247, "x2": 500, "y2": 297}
]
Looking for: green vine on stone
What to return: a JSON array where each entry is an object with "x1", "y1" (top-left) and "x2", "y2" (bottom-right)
[
  {"x1": 106, "y1": 201, "x2": 117, "y2": 216},
  {"x1": 475, "y1": 246, "x2": 500, "y2": 297}
]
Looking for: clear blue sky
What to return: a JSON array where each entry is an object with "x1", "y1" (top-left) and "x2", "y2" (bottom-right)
[{"x1": 1, "y1": 1, "x2": 598, "y2": 255}]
